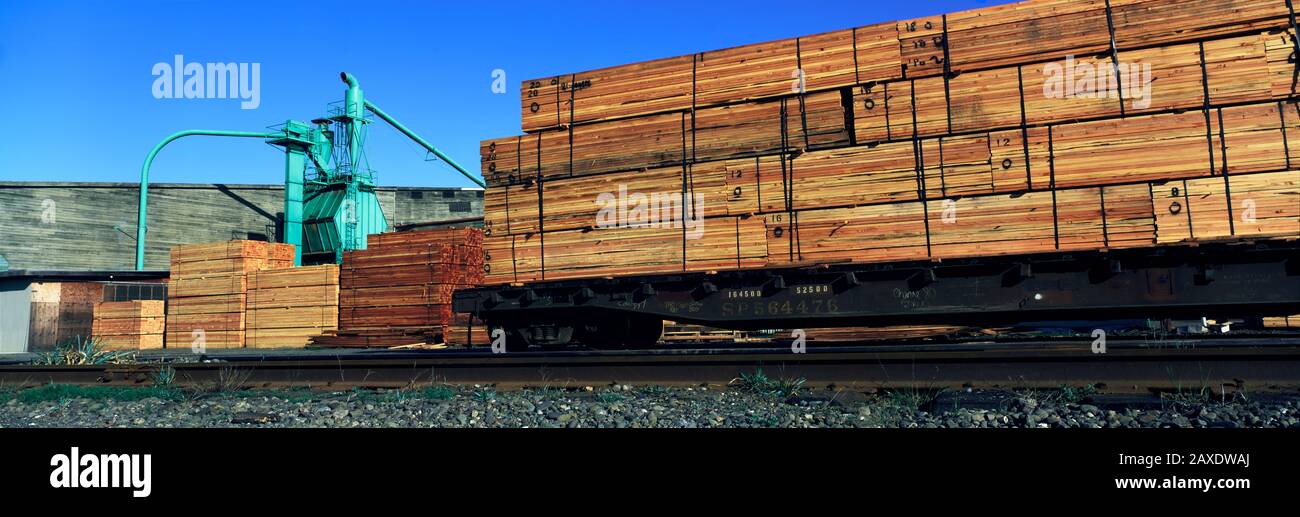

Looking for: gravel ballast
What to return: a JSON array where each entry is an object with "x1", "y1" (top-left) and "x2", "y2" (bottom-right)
[{"x1": 2, "y1": 385, "x2": 1298, "y2": 428}]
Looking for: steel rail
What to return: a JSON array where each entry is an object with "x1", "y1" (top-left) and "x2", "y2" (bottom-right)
[{"x1": 3, "y1": 337, "x2": 1300, "y2": 393}]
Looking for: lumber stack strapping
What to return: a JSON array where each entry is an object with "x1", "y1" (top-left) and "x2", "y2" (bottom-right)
[
  {"x1": 520, "y1": 0, "x2": 1291, "y2": 133},
  {"x1": 310, "y1": 228, "x2": 485, "y2": 348},
  {"x1": 245, "y1": 265, "x2": 339, "y2": 349},
  {"x1": 91, "y1": 300, "x2": 165, "y2": 350},
  {"x1": 480, "y1": 1, "x2": 1300, "y2": 286}
]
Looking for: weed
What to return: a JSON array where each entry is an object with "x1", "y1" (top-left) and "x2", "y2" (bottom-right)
[
  {"x1": 31, "y1": 336, "x2": 136, "y2": 366},
  {"x1": 419, "y1": 385, "x2": 456, "y2": 400},
  {"x1": 881, "y1": 386, "x2": 945, "y2": 412},
  {"x1": 594, "y1": 391, "x2": 625, "y2": 403},
  {"x1": 733, "y1": 369, "x2": 806, "y2": 398},
  {"x1": 1057, "y1": 383, "x2": 1098, "y2": 404},
  {"x1": 1162, "y1": 367, "x2": 1215, "y2": 410},
  {"x1": 150, "y1": 365, "x2": 176, "y2": 387},
  {"x1": 472, "y1": 387, "x2": 497, "y2": 403},
  {"x1": 213, "y1": 365, "x2": 252, "y2": 393}
]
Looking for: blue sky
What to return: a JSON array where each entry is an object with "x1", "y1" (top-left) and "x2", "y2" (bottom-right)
[{"x1": 0, "y1": 0, "x2": 1001, "y2": 189}]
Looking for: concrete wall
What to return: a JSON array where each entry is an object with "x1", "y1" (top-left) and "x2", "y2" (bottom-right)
[
  {"x1": 0, "y1": 280, "x2": 32, "y2": 354},
  {"x1": 0, "y1": 182, "x2": 483, "y2": 271}
]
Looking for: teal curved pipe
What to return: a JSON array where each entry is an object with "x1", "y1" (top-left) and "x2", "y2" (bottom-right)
[{"x1": 136, "y1": 130, "x2": 278, "y2": 270}]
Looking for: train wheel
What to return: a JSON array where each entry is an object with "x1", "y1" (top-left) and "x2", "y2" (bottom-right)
[
  {"x1": 492, "y1": 319, "x2": 574, "y2": 351},
  {"x1": 579, "y1": 314, "x2": 663, "y2": 349},
  {"x1": 624, "y1": 315, "x2": 664, "y2": 348}
]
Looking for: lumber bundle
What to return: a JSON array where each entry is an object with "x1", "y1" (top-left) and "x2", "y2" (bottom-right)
[
  {"x1": 521, "y1": 24, "x2": 898, "y2": 132},
  {"x1": 245, "y1": 265, "x2": 339, "y2": 348},
  {"x1": 169, "y1": 240, "x2": 295, "y2": 276},
  {"x1": 1263, "y1": 315, "x2": 1300, "y2": 328},
  {"x1": 660, "y1": 323, "x2": 760, "y2": 343},
  {"x1": 486, "y1": 90, "x2": 848, "y2": 188},
  {"x1": 310, "y1": 228, "x2": 485, "y2": 348},
  {"x1": 91, "y1": 300, "x2": 165, "y2": 350},
  {"x1": 165, "y1": 239, "x2": 296, "y2": 349},
  {"x1": 166, "y1": 271, "x2": 248, "y2": 349},
  {"x1": 479, "y1": 0, "x2": 1300, "y2": 286},
  {"x1": 800, "y1": 326, "x2": 975, "y2": 342},
  {"x1": 443, "y1": 313, "x2": 490, "y2": 347},
  {"x1": 519, "y1": 0, "x2": 1293, "y2": 133}
]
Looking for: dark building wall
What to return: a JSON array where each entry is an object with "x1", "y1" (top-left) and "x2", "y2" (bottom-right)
[{"x1": 0, "y1": 182, "x2": 483, "y2": 271}]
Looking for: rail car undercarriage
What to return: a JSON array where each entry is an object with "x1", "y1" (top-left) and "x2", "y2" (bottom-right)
[{"x1": 452, "y1": 240, "x2": 1300, "y2": 350}]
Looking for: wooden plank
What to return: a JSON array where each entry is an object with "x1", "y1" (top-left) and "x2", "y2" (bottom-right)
[
  {"x1": 1110, "y1": 0, "x2": 1289, "y2": 49},
  {"x1": 168, "y1": 272, "x2": 246, "y2": 299},
  {"x1": 1154, "y1": 170, "x2": 1300, "y2": 244},
  {"x1": 247, "y1": 265, "x2": 339, "y2": 290},
  {"x1": 170, "y1": 240, "x2": 294, "y2": 276},
  {"x1": 165, "y1": 329, "x2": 243, "y2": 349},
  {"x1": 246, "y1": 284, "x2": 339, "y2": 310},
  {"x1": 1100, "y1": 182, "x2": 1158, "y2": 249},
  {"x1": 899, "y1": 0, "x2": 1110, "y2": 77},
  {"x1": 245, "y1": 307, "x2": 337, "y2": 330},
  {"x1": 766, "y1": 202, "x2": 930, "y2": 265},
  {"x1": 1048, "y1": 111, "x2": 1215, "y2": 189},
  {"x1": 93, "y1": 300, "x2": 165, "y2": 319},
  {"x1": 97, "y1": 334, "x2": 164, "y2": 351},
  {"x1": 92, "y1": 317, "x2": 165, "y2": 336},
  {"x1": 927, "y1": 191, "x2": 1059, "y2": 259}
]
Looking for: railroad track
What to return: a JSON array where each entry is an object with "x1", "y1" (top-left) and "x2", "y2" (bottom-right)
[{"x1": 3, "y1": 335, "x2": 1300, "y2": 393}]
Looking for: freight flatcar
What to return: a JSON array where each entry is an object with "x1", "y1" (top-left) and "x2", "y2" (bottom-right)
[{"x1": 455, "y1": 0, "x2": 1300, "y2": 349}]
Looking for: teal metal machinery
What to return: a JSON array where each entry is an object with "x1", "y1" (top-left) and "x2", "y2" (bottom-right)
[{"x1": 134, "y1": 72, "x2": 483, "y2": 270}]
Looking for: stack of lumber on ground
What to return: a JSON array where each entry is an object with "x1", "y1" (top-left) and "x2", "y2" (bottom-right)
[
  {"x1": 310, "y1": 228, "x2": 485, "y2": 348},
  {"x1": 169, "y1": 240, "x2": 295, "y2": 276},
  {"x1": 166, "y1": 240, "x2": 296, "y2": 349},
  {"x1": 245, "y1": 265, "x2": 339, "y2": 348},
  {"x1": 1263, "y1": 315, "x2": 1300, "y2": 328},
  {"x1": 660, "y1": 323, "x2": 757, "y2": 343},
  {"x1": 800, "y1": 326, "x2": 974, "y2": 342},
  {"x1": 480, "y1": 0, "x2": 1300, "y2": 286},
  {"x1": 443, "y1": 313, "x2": 490, "y2": 346},
  {"x1": 91, "y1": 300, "x2": 165, "y2": 350}
]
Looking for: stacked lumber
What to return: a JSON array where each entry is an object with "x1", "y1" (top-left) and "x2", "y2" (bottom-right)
[
  {"x1": 169, "y1": 240, "x2": 295, "y2": 276},
  {"x1": 1263, "y1": 315, "x2": 1300, "y2": 328},
  {"x1": 246, "y1": 265, "x2": 339, "y2": 348},
  {"x1": 166, "y1": 240, "x2": 296, "y2": 349},
  {"x1": 480, "y1": 0, "x2": 1300, "y2": 286},
  {"x1": 91, "y1": 300, "x2": 165, "y2": 350},
  {"x1": 800, "y1": 326, "x2": 974, "y2": 342},
  {"x1": 520, "y1": 0, "x2": 1292, "y2": 133},
  {"x1": 166, "y1": 271, "x2": 249, "y2": 349},
  {"x1": 443, "y1": 313, "x2": 490, "y2": 347},
  {"x1": 310, "y1": 228, "x2": 485, "y2": 348}
]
